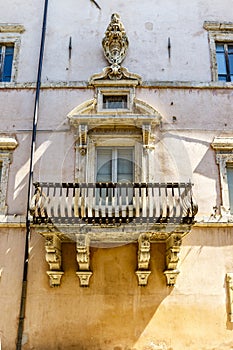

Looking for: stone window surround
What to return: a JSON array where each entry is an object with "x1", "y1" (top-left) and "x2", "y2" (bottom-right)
[
  {"x1": 204, "y1": 21, "x2": 233, "y2": 82},
  {"x1": 211, "y1": 137, "x2": 233, "y2": 214},
  {"x1": 96, "y1": 86, "x2": 134, "y2": 114},
  {"x1": 0, "y1": 136, "x2": 18, "y2": 214},
  {"x1": 86, "y1": 133, "x2": 143, "y2": 183},
  {"x1": 0, "y1": 24, "x2": 25, "y2": 83}
]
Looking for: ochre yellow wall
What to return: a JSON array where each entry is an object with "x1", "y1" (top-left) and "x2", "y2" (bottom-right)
[{"x1": 10, "y1": 227, "x2": 232, "y2": 350}]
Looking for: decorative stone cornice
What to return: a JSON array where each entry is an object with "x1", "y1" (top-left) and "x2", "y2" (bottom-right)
[
  {"x1": 203, "y1": 21, "x2": 233, "y2": 31},
  {"x1": 0, "y1": 23, "x2": 25, "y2": 33},
  {"x1": 211, "y1": 137, "x2": 233, "y2": 151},
  {"x1": 0, "y1": 136, "x2": 18, "y2": 150}
]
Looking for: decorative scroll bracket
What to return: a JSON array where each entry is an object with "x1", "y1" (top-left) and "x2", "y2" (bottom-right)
[
  {"x1": 78, "y1": 124, "x2": 88, "y2": 156},
  {"x1": 45, "y1": 234, "x2": 64, "y2": 287},
  {"x1": 164, "y1": 234, "x2": 182, "y2": 286},
  {"x1": 136, "y1": 233, "x2": 151, "y2": 286},
  {"x1": 76, "y1": 234, "x2": 92, "y2": 287},
  {"x1": 142, "y1": 123, "x2": 154, "y2": 150},
  {"x1": 226, "y1": 273, "x2": 233, "y2": 322}
]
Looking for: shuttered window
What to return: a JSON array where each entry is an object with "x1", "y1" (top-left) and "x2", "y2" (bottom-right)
[
  {"x1": 227, "y1": 165, "x2": 233, "y2": 214},
  {"x1": 216, "y1": 43, "x2": 233, "y2": 82},
  {"x1": 0, "y1": 44, "x2": 14, "y2": 82}
]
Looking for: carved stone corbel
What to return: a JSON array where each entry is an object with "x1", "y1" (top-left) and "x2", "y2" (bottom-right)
[
  {"x1": 136, "y1": 233, "x2": 151, "y2": 286},
  {"x1": 45, "y1": 234, "x2": 64, "y2": 287},
  {"x1": 76, "y1": 234, "x2": 92, "y2": 287},
  {"x1": 226, "y1": 273, "x2": 233, "y2": 322},
  {"x1": 164, "y1": 234, "x2": 182, "y2": 286}
]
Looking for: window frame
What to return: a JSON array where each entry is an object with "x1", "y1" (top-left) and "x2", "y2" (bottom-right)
[
  {"x1": 96, "y1": 87, "x2": 133, "y2": 113},
  {"x1": 204, "y1": 21, "x2": 233, "y2": 82},
  {"x1": 0, "y1": 43, "x2": 14, "y2": 82},
  {"x1": 96, "y1": 146, "x2": 135, "y2": 183},
  {"x1": 0, "y1": 24, "x2": 24, "y2": 83},
  {"x1": 84, "y1": 134, "x2": 142, "y2": 184}
]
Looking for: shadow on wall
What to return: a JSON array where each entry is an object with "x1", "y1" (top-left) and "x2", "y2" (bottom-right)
[{"x1": 26, "y1": 238, "x2": 173, "y2": 350}]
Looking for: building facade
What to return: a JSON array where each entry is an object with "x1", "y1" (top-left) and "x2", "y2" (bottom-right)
[{"x1": 0, "y1": 1, "x2": 233, "y2": 349}]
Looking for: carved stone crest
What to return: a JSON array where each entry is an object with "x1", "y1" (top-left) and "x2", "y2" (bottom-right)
[
  {"x1": 102, "y1": 13, "x2": 128, "y2": 66},
  {"x1": 90, "y1": 14, "x2": 141, "y2": 83}
]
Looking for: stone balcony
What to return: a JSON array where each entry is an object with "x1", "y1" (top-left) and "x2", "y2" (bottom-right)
[{"x1": 30, "y1": 181, "x2": 198, "y2": 287}]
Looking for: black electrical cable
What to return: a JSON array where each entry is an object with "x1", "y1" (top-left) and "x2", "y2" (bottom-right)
[{"x1": 16, "y1": 1, "x2": 48, "y2": 349}]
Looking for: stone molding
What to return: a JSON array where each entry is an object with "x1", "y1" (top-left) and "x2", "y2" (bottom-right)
[
  {"x1": 0, "y1": 24, "x2": 25, "y2": 33},
  {"x1": 204, "y1": 21, "x2": 233, "y2": 81},
  {"x1": 0, "y1": 32, "x2": 22, "y2": 83},
  {"x1": 203, "y1": 21, "x2": 233, "y2": 31}
]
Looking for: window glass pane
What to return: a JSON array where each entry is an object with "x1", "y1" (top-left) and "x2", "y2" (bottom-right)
[
  {"x1": 117, "y1": 148, "x2": 134, "y2": 182},
  {"x1": 216, "y1": 52, "x2": 227, "y2": 75},
  {"x1": 227, "y1": 166, "x2": 233, "y2": 214},
  {"x1": 96, "y1": 148, "x2": 112, "y2": 182},
  {"x1": 3, "y1": 45, "x2": 14, "y2": 81},
  {"x1": 103, "y1": 95, "x2": 127, "y2": 109}
]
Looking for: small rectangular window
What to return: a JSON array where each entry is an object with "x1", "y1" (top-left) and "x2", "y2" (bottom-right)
[
  {"x1": 103, "y1": 95, "x2": 128, "y2": 109},
  {"x1": 227, "y1": 165, "x2": 233, "y2": 214},
  {"x1": 216, "y1": 43, "x2": 233, "y2": 82},
  {"x1": 0, "y1": 44, "x2": 14, "y2": 82}
]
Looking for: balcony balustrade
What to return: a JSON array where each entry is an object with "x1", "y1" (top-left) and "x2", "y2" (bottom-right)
[{"x1": 30, "y1": 182, "x2": 198, "y2": 226}]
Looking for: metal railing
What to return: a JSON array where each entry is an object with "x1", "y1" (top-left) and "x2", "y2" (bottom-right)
[{"x1": 30, "y1": 182, "x2": 198, "y2": 225}]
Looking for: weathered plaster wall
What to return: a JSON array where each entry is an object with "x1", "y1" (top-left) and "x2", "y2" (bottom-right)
[
  {"x1": 0, "y1": 0, "x2": 233, "y2": 82},
  {"x1": 0, "y1": 228, "x2": 25, "y2": 349},
  {"x1": 1, "y1": 86, "x2": 231, "y2": 217},
  {"x1": 12, "y1": 227, "x2": 232, "y2": 350}
]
